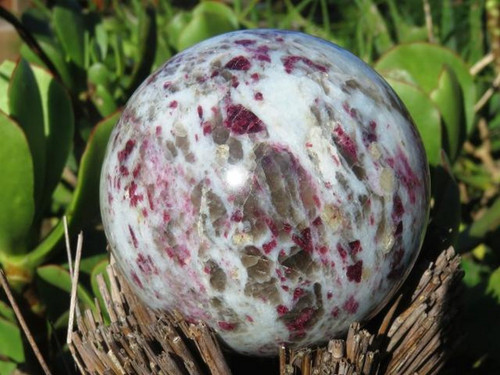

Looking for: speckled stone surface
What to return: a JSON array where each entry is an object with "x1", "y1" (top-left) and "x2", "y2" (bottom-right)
[{"x1": 100, "y1": 29, "x2": 430, "y2": 356}]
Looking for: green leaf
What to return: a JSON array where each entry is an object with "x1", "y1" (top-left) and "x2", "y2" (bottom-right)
[
  {"x1": 8, "y1": 59, "x2": 46, "y2": 208},
  {"x1": 0, "y1": 360, "x2": 17, "y2": 375},
  {"x1": 0, "y1": 301, "x2": 14, "y2": 322},
  {"x1": 461, "y1": 257, "x2": 489, "y2": 288},
  {"x1": 0, "y1": 60, "x2": 15, "y2": 113},
  {"x1": 95, "y1": 23, "x2": 109, "y2": 60},
  {"x1": 385, "y1": 78, "x2": 442, "y2": 165},
  {"x1": 430, "y1": 66, "x2": 466, "y2": 161},
  {"x1": 68, "y1": 111, "x2": 120, "y2": 226},
  {"x1": 53, "y1": 310, "x2": 70, "y2": 330},
  {"x1": 36, "y1": 265, "x2": 96, "y2": 312},
  {"x1": 91, "y1": 85, "x2": 117, "y2": 117},
  {"x1": 0, "y1": 113, "x2": 35, "y2": 256},
  {"x1": 487, "y1": 267, "x2": 500, "y2": 303},
  {"x1": 457, "y1": 196, "x2": 500, "y2": 253},
  {"x1": 125, "y1": 6, "x2": 157, "y2": 96},
  {"x1": 25, "y1": 112, "x2": 120, "y2": 268},
  {"x1": 354, "y1": 0, "x2": 393, "y2": 59},
  {"x1": 166, "y1": 12, "x2": 191, "y2": 48},
  {"x1": 52, "y1": 6, "x2": 86, "y2": 68},
  {"x1": 0, "y1": 317, "x2": 24, "y2": 362},
  {"x1": 31, "y1": 65, "x2": 74, "y2": 213},
  {"x1": 20, "y1": 41, "x2": 76, "y2": 92},
  {"x1": 177, "y1": 1, "x2": 238, "y2": 51},
  {"x1": 375, "y1": 43, "x2": 476, "y2": 135},
  {"x1": 77, "y1": 253, "x2": 108, "y2": 274},
  {"x1": 88, "y1": 62, "x2": 113, "y2": 86}
]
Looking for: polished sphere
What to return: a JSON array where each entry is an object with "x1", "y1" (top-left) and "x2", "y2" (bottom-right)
[{"x1": 100, "y1": 29, "x2": 430, "y2": 355}]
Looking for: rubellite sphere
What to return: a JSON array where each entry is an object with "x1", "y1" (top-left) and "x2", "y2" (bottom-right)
[{"x1": 100, "y1": 29, "x2": 430, "y2": 356}]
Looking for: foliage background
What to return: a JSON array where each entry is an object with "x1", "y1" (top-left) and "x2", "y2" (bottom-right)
[{"x1": 0, "y1": 0, "x2": 499, "y2": 374}]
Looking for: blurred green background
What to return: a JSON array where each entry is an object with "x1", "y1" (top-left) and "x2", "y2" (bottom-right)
[{"x1": 0, "y1": 0, "x2": 499, "y2": 374}]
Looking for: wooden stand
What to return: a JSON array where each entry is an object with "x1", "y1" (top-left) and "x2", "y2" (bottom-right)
[{"x1": 69, "y1": 247, "x2": 463, "y2": 375}]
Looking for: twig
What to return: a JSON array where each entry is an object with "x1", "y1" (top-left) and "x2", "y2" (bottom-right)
[
  {"x1": 67, "y1": 232, "x2": 84, "y2": 345},
  {"x1": 63, "y1": 216, "x2": 73, "y2": 277},
  {"x1": 474, "y1": 73, "x2": 500, "y2": 112},
  {"x1": 470, "y1": 52, "x2": 494, "y2": 76},
  {"x1": 423, "y1": 0, "x2": 435, "y2": 43},
  {"x1": 0, "y1": 269, "x2": 52, "y2": 375}
]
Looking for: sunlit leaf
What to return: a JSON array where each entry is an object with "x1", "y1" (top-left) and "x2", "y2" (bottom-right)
[
  {"x1": 125, "y1": 6, "x2": 157, "y2": 96},
  {"x1": 487, "y1": 267, "x2": 500, "y2": 303},
  {"x1": 430, "y1": 66, "x2": 465, "y2": 161},
  {"x1": 52, "y1": 6, "x2": 86, "y2": 68},
  {"x1": 385, "y1": 78, "x2": 441, "y2": 165},
  {"x1": 375, "y1": 43, "x2": 476, "y2": 135},
  {"x1": 88, "y1": 62, "x2": 113, "y2": 86},
  {"x1": 166, "y1": 12, "x2": 191, "y2": 49},
  {"x1": 95, "y1": 23, "x2": 109, "y2": 60},
  {"x1": 177, "y1": 1, "x2": 238, "y2": 51},
  {"x1": 0, "y1": 360, "x2": 17, "y2": 375},
  {"x1": 0, "y1": 60, "x2": 15, "y2": 113},
  {"x1": 0, "y1": 113, "x2": 34, "y2": 256},
  {"x1": 458, "y1": 197, "x2": 500, "y2": 253},
  {"x1": 0, "y1": 317, "x2": 24, "y2": 363},
  {"x1": 91, "y1": 85, "x2": 117, "y2": 117},
  {"x1": 0, "y1": 301, "x2": 14, "y2": 323}
]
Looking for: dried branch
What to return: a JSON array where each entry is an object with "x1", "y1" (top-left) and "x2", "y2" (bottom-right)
[
  {"x1": 0, "y1": 269, "x2": 52, "y2": 375},
  {"x1": 68, "y1": 246, "x2": 463, "y2": 374}
]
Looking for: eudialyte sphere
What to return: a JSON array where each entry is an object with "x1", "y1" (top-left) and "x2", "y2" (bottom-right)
[{"x1": 100, "y1": 29, "x2": 430, "y2": 355}]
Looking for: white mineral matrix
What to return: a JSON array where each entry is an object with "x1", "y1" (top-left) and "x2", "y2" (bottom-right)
[{"x1": 100, "y1": 29, "x2": 430, "y2": 355}]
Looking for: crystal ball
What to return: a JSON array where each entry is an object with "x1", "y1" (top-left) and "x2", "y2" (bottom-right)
[{"x1": 100, "y1": 29, "x2": 430, "y2": 355}]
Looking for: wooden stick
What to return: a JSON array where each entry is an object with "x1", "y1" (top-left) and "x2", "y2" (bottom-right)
[
  {"x1": 67, "y1": 232, "x2": 83, "y2": 345},
  {"x1": 0, "y1": 269, "x2": 52, "y2": 375}
]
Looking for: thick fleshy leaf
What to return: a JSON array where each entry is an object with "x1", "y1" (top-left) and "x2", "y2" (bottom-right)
[
  {"x1": 20, "y1": 41, "x2": 75, "y2": 91},
  {"x1": 177, "y1": 2, "x2": 238, "y2": 51},
  {"x1": 36, "y1": 265, "x2": 96, "y2": 312},
  {"x1": 67, "y1": 111, "x2": 120, "y2": 226},
  {"x1": 385, "y1": 78, "x2": 441, "y2": 165},
  {"x1": 0, "y1": 317, "x2": 24, "y2": 362},
  {"x1": 375, "y1": 43, "x2": 476, "y2": 134},
  {"x1": 166, "y1": 12, "x2": 191, "y2": 49},
  {"x1": 457, "y1": 196, "x2": 500, "y2": 253},
  {"x1": 8, "y1": 59, "x2": 46, "y2": 207},
  {"x1": 27, "y1": 112, "x2": 120, "y2": 268},
  {"x1": 78, "y1": 253, "x2": 108, "y2": 275},
  {"x1": 0, "y1": 301, "x2": 14, "y2": 322},
  {"x1": 487, "y1": 267, "x2": 500, "y2": 303},
  {"x1": 0, "y1": 360, "x2": 17, "y2": 375},
  {"x1": 0, "y1": 60, "x2": 15, "y2": 113},
  {"x1": 430, "y1": 66, "x2": 465, "y2": 161},
  {"x1": 31, "y1": 65, "x2": 74, "y2": 213},
  {"x1": 52, "y1": 6, "x2": 85, "y2": 68},
  {"x1": 95, "y1": 23, "x2": 109, "y2": 60},
  {"x1": 0, "y1": 113, "x2": 34, "y2": 255},
  {"x1": 91, "y1": 84, "x2": 117, "y2": 117},
  {"x1": 88, "y1": 62, "x2": 113, "y2": 86}
]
